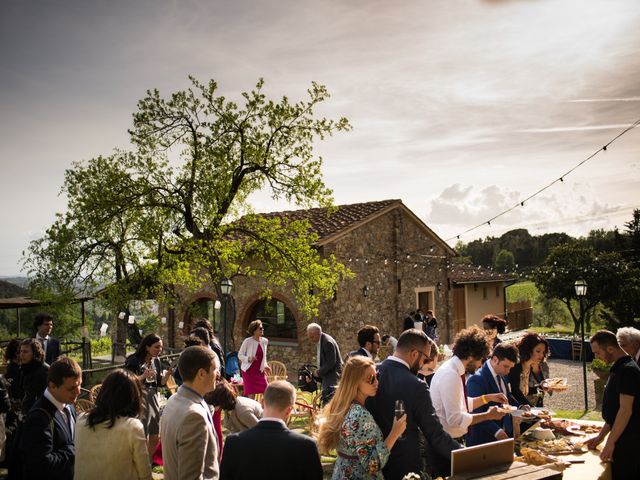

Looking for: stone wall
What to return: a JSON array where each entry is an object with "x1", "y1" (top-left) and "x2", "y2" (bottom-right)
[{"x1": 166, "y1": 206, "x2": 456, "y2": 380}]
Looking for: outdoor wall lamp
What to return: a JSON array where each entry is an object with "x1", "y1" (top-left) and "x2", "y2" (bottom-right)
[{"x1": 362, "y1": 285, "x2": 369, "y2": 297}]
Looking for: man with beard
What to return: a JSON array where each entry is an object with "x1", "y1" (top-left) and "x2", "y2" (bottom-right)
[
  {"x1": 586, "y1": 330, "x2": 640, "y2": 478},
  {"x1": 366, "y1": 329, "x2": 462, "y2": 480},
  {"x1": 431, "y1": 326, "x2": 507, "y2": 443}
]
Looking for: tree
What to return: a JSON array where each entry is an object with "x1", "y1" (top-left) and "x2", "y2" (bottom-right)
[
  {"x1": 494, "y1": 249, "x2": 515, "y2": 272},
  {"x1": 532, "y1": 244, "x2": 623, "y2": 334},
  {"x1": 24, "y1": 77, "x2": 353, "y2": 346}
]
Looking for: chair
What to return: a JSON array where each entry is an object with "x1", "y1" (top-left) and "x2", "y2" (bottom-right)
[
  {"x1": 572, "y1": 339, "x2": 583, "y2": 361},
  {"x1": 75, "y1": 398, "x2": 95, "y2": 414},
  {"x1": 89, "y1": 383, "x2": 102, "y2": 402},
  {"x1": 267, "y1": 361, "x2": 287, "y2": 382},
  {"x1": 166, "y1": 375, "x2": 178, "y2": 395}
]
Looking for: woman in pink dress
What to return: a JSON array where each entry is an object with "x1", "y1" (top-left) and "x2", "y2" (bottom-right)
[{"x1": 238, "y1": 320, "x2": 272, "y2": 398}]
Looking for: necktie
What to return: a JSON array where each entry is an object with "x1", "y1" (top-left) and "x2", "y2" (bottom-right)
[
  {"x1": 496, "y1": 375, "x2": 505, "y2": 396},
  {"x1": 62, "y1": 407, "x2": 74, "y2": 438},
  {"x1": 460, "y1": 374, "x2": 469, "y2": 412}
]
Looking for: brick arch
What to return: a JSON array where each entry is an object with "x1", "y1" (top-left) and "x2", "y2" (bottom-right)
[
  {"x1": 182, "y1": 291, "x2": 219, "y2": 333},
  {"x1": 238, "y1": 292, "x2": 302, "y2": 342}
]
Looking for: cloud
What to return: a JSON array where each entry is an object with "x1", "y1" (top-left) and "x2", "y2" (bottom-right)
[
  {"x1": 425, "y1": 183, "x2": 632, "y2": 241},
  {"x1": 570, "y1": 97, "x2": 640, "y2": 103},
  {"x1": 518, "y1": 124, "x2": 633, "y2": 134}
]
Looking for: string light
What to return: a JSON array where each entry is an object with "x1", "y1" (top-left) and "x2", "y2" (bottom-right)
[{"x1": 445, "y1": 118, "x2": 640, "y2": 242}]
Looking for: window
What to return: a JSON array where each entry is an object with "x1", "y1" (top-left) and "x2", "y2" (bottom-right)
[
  {"x1": 248, "y1": 298, "x2": 297, "y2": 340},
  {"x1": 189, "y1": 298, "x2": 221, "y2": 332}
]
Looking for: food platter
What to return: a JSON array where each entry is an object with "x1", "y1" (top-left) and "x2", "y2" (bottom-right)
[
  {"x1": 519, "y1": 437, "x2": 586, "y2": 455},
  {"x1": 541, "y1": 377, "x2": 570, "y2": 391}
]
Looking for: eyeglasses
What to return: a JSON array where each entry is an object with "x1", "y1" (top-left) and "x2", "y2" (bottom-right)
[
  {"x1": 414, "y1": 349, "x2": 430, "y2": 363},
  {"x1": 366, "y1": 372, "x2": 380, "y2": 385}
]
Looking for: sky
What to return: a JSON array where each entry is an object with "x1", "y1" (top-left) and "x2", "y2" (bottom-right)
[{"x1": 1, "y1": 0, "x2": 639, "y2": 275}]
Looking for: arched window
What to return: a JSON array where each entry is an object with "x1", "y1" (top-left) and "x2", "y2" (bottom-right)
[
  {"x1": 247, "y1": 298, "x2": 297, "y2": 340},
  {"x1": 187, "y1": 298, "x2": 221, "y2": 332}
]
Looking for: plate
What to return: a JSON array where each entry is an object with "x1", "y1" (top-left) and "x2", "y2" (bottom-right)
[
  {"x1": 512, "y1": 410, "x2": 539, "y2": 419},
  {"x1": 531, "y1": 408, "x2": 555, "y2": 417}
]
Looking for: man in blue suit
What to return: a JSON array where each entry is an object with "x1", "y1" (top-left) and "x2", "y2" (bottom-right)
[
  {"x1": 466, "y1": 343, "x2": 519, "y2": 446},
  {"x1": 17, "y1": 357, "x2": 82, "y2": 480}
]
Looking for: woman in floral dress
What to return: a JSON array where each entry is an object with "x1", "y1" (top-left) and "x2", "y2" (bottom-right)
[{"x1": 317, "y1": 356, "x2": 406, "y2": 479}]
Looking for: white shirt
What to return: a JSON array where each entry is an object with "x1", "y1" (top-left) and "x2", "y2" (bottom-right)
[
  {"x1": 44, "y1": 388, "x2": 74, "y2": 438},
  {"x1": 36, "y1": 334, "x2": 49, "y2": 357},
  {"x1": 430, "y1": 356, "x2": 473, "y2": 438},
  {"x1": 387, "y1": 336, "x2": 398, "y2": 352},
  {"x1": 486, "y1": 361, "x2": 506, "y2": 397},
  {"x1": 387, "y1": 355, "x2": 410, "y2": 370}
]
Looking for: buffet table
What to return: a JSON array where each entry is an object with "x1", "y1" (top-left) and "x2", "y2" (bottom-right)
[{"x1": 546, "y1": 338, "x2": 594, "y2": 361}]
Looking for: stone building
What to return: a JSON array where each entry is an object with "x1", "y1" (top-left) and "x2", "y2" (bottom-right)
[{"x1": 167, "y1": 199, "x2": 513, "y2": 376}]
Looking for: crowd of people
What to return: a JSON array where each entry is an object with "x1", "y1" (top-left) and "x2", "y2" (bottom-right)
[{"x1": 2, "y1": 311, "x2": 640, "y2": 479}]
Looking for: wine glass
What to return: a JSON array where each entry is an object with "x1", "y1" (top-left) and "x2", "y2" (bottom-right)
[{"x1": 395, "y1": 399, "x2": 406, "y2": 439}]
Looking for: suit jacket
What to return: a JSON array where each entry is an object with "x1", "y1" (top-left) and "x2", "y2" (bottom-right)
[
  {"x1": 223, "y1": 396, "x2": 263, "y2": 433},
  {"x1": 18, "y1": 395, "x2": 76, "y2": 480},
  {"x1": 346, "y1": 347, "x2": 369, "y2": 359},
  {"x1": 160, "y1": 385, "x2": 219, "y2": 480},
  {"x1": 220, "y1": 420, "x2": 323, "y2": 480},
  {"x1": 466, "y1": 361, "x2": 518, "y2": 446},
  {"x1": 46, "y1": 337, "x2": 61, "y2": 365},
  {"x1": 366, "y1": 358, "x2": 462, "y2": 480},
  {"x1": 317, "y1": 333, "x2": 342, "y2": 396}
]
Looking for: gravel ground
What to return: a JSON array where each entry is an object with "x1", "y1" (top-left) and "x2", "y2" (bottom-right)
[{"x1": 544, "y1": 359, "x2": 601, "y2": 412}]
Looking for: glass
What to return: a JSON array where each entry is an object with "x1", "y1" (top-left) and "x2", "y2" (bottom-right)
[
  {"x1": 395, "y1": 400, "x2": 406, "y2": 439},
  {"x1": 143, "y1": 361, "x2": 156, "y2": 385}
]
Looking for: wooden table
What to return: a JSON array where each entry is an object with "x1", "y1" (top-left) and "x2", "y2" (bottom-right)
[{"x1": 450, "y1": 461, "x2": 561, "y2": 479}]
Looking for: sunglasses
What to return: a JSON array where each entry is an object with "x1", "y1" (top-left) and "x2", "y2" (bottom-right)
[{"x1": 366, "y1": 372, "x2": 380, "y2": 385}]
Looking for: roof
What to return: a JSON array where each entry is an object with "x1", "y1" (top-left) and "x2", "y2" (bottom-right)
[
  {"x1": 449, "y1": 263, "x2": 515, "y2": 284},
  {"x1": 0, "y1": 295, "x2": 94, "y2": 310},
  {"x1": 253, "y1": 199, "x2": 456, "y2": 255}
]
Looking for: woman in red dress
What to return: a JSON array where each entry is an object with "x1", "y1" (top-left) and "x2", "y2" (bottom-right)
[{"x1": 238, "y1": 320, "x2": 272, "y2": 398}]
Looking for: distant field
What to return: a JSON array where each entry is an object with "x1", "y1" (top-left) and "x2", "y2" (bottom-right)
[{"x1": 506, "y1": 280, "x2": 538, "y2": 303}]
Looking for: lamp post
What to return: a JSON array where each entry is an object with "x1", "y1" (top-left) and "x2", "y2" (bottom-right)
[
  {"x1": 574, "y1": 278, "x2": 588, "y2": 412},
  {"x1": 220, "y1": 277, "x2": 233, "y2": 354}
]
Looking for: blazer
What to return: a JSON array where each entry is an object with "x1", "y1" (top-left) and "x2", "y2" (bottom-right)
[
  {"x1": 237, "y1": 337, "x2": 268, "y2": 372},
  {"x1": 18, "y1": 395, "x2": 77, "y2": 480},
  {"x1": 508, "y1": 362, "x2": 549, "y2": 407},
  {"x1": 346, "y1": 347, "x2": 370, "y2": 359},
  {"x1": 317, "y1": 333, "x2": 343, "y2": 394},
  {"x1": 466, "y1": 361, "x2": 518, "y2": 446},
  {"x1": 160, "y1": 385, "x2": 219, "y2": 480},
  {"x1": 220, "y1": 420, "x2": 323, "y2": 480},
  {"x1": 74, "y1": 415, "x2": 152, "y2": 480},
  {"x1": 223, "y1": 396, "x2": 263, "y2": 433},
  {"x1": 45, "y1": 337, "x2": 62, "y2": 365},
  {"x1": 366, "y1": 358, "x2": 462, "y2": 480}
]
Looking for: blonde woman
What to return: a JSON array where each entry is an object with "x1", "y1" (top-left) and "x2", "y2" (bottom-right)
[
  {"x1": 317, "y1": 356, "x2": 406, "y2": 479},
  {"x1": 238, "y1": 320, "x2": 271, "y2": 398}
]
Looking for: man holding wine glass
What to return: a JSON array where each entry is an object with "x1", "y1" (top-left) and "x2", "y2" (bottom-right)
[{"x1": 366, "y1": 329, "x2": 462, "y2": 480}]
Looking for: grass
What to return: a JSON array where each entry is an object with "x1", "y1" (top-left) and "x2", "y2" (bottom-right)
[
  {"x1": 506, "y1": 281, "x2": 539, "y2": 303},
  {"x1": 553, "y1": 409, "x2": 603, "y2": 421}
]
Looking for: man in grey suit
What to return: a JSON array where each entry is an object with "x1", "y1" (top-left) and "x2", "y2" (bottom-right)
[
  {"x1": 306, "y1": 322, "x2": 343, "y2": 405},
  {"x1": 161, "y1": 346, "x2": 220, "y2": 480}
]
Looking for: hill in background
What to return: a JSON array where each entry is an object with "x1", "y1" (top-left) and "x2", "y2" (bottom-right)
[{"x1": 0, "y1": 279, "x2": 28, "y2": 298}]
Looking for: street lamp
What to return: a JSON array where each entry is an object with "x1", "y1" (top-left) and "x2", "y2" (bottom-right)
[
  {"x1": 574, "y1": 277, "x2": 588, "y2": 412},
  {"x1": 220, "y1": 277, "x2": 233, "y2": 354}
]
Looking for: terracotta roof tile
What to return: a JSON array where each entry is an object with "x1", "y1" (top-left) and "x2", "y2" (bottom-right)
[{"x1": 254, "y1": 199, "x2": 400, "y2": 241}]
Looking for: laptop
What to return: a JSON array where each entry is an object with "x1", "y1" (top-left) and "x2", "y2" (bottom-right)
[{"x1": 451, "y1": 438, "x2": 514, "y2": 476}]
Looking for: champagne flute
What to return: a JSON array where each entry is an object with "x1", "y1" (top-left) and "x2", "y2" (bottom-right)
[{"x1": 395, "y1": 399, "x2": 406, "y2": 439}]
